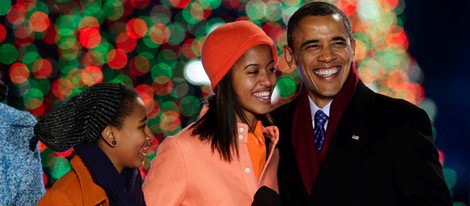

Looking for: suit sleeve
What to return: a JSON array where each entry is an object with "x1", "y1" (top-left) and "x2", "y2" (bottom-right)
[
  {"x1": 143, "y1": 137, "x2": 187, "y2": 206},
  {"x1": 393, "y1": 108, "x2": 452, "y2": 206}
]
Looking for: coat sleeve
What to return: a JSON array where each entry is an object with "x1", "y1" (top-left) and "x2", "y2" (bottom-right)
[
  {"x1": 143, "y1": 136, "x2": 187, "y2": 206},
  {"x1": 393, "y1": 107, "x2": 452, "y2": 206}
]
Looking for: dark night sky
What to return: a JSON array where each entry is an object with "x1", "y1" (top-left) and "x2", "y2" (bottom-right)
[{"x1": 405, "y1": 0, "x2": 470, "y2": 203}]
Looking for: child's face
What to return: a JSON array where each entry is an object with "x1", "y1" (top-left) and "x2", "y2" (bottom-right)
[{"x1": 231, "y1": 44, "x2": 277, "y2": 122}]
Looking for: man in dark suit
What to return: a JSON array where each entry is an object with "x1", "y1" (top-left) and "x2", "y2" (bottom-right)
[{"x1": 272, "y1": 2, "x2": 452, "y2": 205}]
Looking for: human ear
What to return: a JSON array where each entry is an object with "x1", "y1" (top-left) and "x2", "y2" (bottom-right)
[
  {"x1": 351, "y1": 38, "x2": 356, "y2": 57},
  {"x1": 101, "y1": 126, "x2": 117, "y2": 148},
  {"x1": 283, "y1": 45, "x2": 297, "y2": 70}
]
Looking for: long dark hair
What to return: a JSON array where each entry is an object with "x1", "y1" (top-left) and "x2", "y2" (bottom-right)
[{"x1": 190, "y1": 71, "x2": 273, "y2": 162}]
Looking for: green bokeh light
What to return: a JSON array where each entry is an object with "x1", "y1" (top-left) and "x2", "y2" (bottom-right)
[
  {"x1": 443, "y1": 168, "x2": 457, "y2": 190},
  {"x1": 179, "y1": 95, "x2": 200, "y2": 117},
  {"x1": 358, "y1": 0, "x2": 380, "y2": 21},
  {"x1": 0, "y1": 0, "x2": 11, "y2": 16},
  {"x1": 0, "y1": 44, "x2": 19, "y2": 64},
  {"x1": 0, "y1": 0, "x2": 455, "y2": 195},
  {"x1": 157, "y1": 49, "x2": 178, "y2": 66},
  {"x1": 151, "y1": 63, "x2": 174, "y2": 80},
  {"x1": 83, "y1": 1, "x2": 105, "y2": 23},
  {"x1": 265, "y1": 1, "x2": 282, "y2": 21},
  {"x1": 246, "y1": 0, "x2": 266, "y2": 21},
  {"x1": 58, "y1": 61, "x2": 79, "y2": 75},
  {"x1": 276, "y1": 77, "x2": 296, "y2": 99},
  {"x1": 23, "y1": 88, "x2": 45, "y2": 109},
  {"x1": 150, "y1": 5, "x2": 172, "y2": 25},
  {"x1": 171, "y1": 77, "x2": 190, "y2": 99},
  {"x1": 29, "y1": 78, "x2": 51, "y2": 96},
  {"x1": 206, "y1": 18, "x2": 225, "y2": 34},
  {"x1": 167, "y1": 23, "x2": 186, "y2": 46},
  {"x1": 142, "y1": 35, "x2": 161, "y2": 49},
  {"x1": 22, "y1": 51, "x2": 40, "y2": 65},
  {"x1": 56, "y1": 15, "x2": 78, "y2": 36},
  {"x1": 161, "y1": 101, "x2": 179, "y2": 113},
  {"x1": 199, "y1": 0, "x2": 221, "y2": 9},
  {"x1": 104, "y1": 0, "x2": 124, "y2": 21},
  {"x1": 111, "y1": 74, "x2": 134, "y2": 86},
  {"x1": 183, "y1": 3, "x2": 204, "y2": 25},
  {"x1": 50, "y1": 156, "x2": 71, "y2": 180}
]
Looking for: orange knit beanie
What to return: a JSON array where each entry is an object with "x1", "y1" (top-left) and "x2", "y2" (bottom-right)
[{"x1": 201, "y1": 21, "x2": 278, "y2": 91}]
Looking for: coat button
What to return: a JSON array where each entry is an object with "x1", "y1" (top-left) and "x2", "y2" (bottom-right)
[
  {"x1": 239, "y1": 127, "x2": 245, "y2": 132},
  {"x1": 238, "y1": 134, "x2": 244, "y2": 140},
  {"x1": 244, "y1": 167, "x2": 251, "y2": 173}
]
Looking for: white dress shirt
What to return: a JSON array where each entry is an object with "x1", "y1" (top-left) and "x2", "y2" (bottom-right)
[{"x1": 307, "y1": 96, "x2": 332, "y2": 131}]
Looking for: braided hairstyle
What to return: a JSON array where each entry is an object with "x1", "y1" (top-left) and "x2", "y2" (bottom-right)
[{"x1": 30, "y1": 83, "x2": 139, "y2": 151}]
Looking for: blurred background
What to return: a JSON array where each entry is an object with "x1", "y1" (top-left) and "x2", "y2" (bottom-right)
[{"x1": 0, "y1": 0, "x2": 468, "y2": 204}]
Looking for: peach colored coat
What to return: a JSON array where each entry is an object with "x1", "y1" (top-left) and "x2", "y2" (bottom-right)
[{"x1": 143, "y1": 123, "x2": 280, "y2": 206}]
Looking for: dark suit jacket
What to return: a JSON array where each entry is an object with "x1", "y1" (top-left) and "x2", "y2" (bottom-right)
[{"x1": 272, "y1": 81, "x2": 452, "y2": 206}]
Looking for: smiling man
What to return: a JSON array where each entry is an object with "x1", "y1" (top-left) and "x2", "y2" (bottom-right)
[{"x1": 272, "y1": 2, "x2": 452, "y2": 205}]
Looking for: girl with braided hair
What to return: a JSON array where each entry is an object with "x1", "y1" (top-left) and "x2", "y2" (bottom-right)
[
  {"x1": 33, "y1": 82, "x2": 153, "y2": 206},
  {"x1": 143, "y1": 21, "x2": 280, "y2": 205}
]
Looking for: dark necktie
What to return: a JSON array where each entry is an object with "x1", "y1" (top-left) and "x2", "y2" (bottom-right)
[{"x1": 314, "y1": 110, "x2": 328, "y2": 152}]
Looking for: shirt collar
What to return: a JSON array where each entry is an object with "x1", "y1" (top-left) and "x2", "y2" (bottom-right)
[
  {"x1": 236, "y1": 122, "x2": 279, "y2": 145},
  {"x1": 308, "y1": 96, "x2": 332, "y2": 119}
]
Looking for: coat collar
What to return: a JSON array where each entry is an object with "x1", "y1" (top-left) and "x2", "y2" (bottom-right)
[
  {"x1": 236, "y1": 122, "x2": 279, "y2": 146},
  {"x1": 71, "y1": 155, "x2": 109, "y2": 205}
]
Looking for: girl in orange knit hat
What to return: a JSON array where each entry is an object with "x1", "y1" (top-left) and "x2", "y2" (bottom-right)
[{"x1": 144, "y1": 21, "x2": 280, "y2": 205}]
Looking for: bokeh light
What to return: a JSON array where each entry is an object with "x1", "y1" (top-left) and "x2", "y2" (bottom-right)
[{"x1": 0, "y1": 0, "x2": 456, "y2": 198}]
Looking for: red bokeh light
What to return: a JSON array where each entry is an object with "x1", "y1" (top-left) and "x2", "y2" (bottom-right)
[
  {"x1": 83, "y1": 51, "x2": 105, "y2": 67},
  {"x1": 14, "y1": 25, "x2": 34, "y2": 46},
  {"x1": 116, "y1": 33, "x2": 137, "y2": 52},
  {"x1": 438, "y1": 149, "x2": 445, "y2": 165},
  {"x1": 17, "y1": 0, "x2": 37, "y2": 12},
  {"x1": 41, "y1": 26, "x2": 57, "y2": 45},
  {"x1": 126, "y1": 18, "x2": 148, "y2": 39},
  {"x1": 0, "y1": 24, "x2": 6, "y2": 43},
  {"x1": 29, "y1": 101, "x2": 47, "y2": 118},
  {"x1": 6, "y1": 4, "x2": 27, "y2": 25},
  {"x1": 51, "y1": 78, "x2": 73, "y2": 99},
  {"x1": 79, "y1": 27, "x2": 101, "y2": 49},
  {"x1": 386, "y1": 26, "x2": 409, "y2": 52},
  {"x1": 107, "y1": 48, "x2": 128, "y2": 70},
  {"x1": 129, "y1": 55, "x2": 150, "y2": 76},
  {"x1": 54, "y1": 148, "x2": 74, "y2": 157},
  {"x1": 32, "y1": 58, "x2": 53, "y2": 79},
  {"x1": 152, "y1": 77, "x2": 174, "y2": 96},
  {"x1": 9, "y1": 63, "x2": 30, "y2": 84},
  {"x1": 181, "y1": 38, "x2": 197, "y2": 59},
  {"x1": 136, "y1": 84, "x2": 155, "y2": 105},
  {"x1": 381, "y1": 0, "x2": 399, "y2": 11},
  {"x1": 159, "y1": 110, "x2": 181, "y2": 132},
  {"x1": 262, "y1": 22, "x2": 284, "y2": 41},
  {"x1": 170, "y1": 0, "x2": 190, "y2": 9},
  {"x1": 81, "y1": 66, "x2": 104, "y2": 86},
  {"x1": 29, "y1": 11, "x2": 50, "y2": 32},
  {"x1": 131, "y1": 0, "x2": 150, "y2": 9},
  {"x1": 335, "y1": 0, "x2": 357, "y2": 16},
  {"x1": 149, "y1": 24, "x2": 171, "y2": 45}
]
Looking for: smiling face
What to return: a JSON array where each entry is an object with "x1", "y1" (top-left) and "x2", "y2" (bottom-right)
[
  {"x1": 284, "y1": 14, "x2": 355, "y2": 108},
  {"x1": 111, "y1": 97, "x2": 153, "y2": 172},
  {"x1": 231, "y1": 44, "x2": 277, "y2": 125}
]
